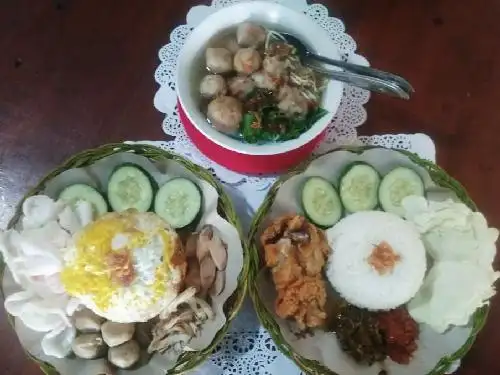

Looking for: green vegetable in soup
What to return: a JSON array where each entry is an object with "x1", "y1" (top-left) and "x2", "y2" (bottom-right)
[
  {"x1": 239, "y1": 106, "x2": 328, "y2": 144},
  {"x1": 307, "y1": 107, "x2": 329, "y2": 126},
  {"x1": 241, "y1": 112, "x2": 261, "y2": 144}
]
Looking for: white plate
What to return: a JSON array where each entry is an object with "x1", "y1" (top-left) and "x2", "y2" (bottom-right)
[
  {"x1": 2, "y1": 152, "x2": 245, "y2": 375},
  {"x1": 255, "y1": 148, "x2": 475, "y2": 375}
]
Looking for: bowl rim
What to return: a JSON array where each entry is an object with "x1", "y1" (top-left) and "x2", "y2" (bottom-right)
[
  {"x1": 0, "y1": 143, "x2": 250, "y2": 375},
  {"x1": 247, "y1": 145, "x2": 489, "y2": 375},
  {"x1": 176, "y1": 1, "x2": 344, "y2": 156}
]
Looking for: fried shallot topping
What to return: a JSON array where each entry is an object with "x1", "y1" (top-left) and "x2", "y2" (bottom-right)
[
  {"x1": 106, "y1": 249, "x2": 135, "y2": 286},
  {"x1": 368, "y1": 241, "x2": 401, "y2": 275}
]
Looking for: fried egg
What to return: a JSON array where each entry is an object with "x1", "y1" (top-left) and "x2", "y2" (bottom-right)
[{"x1": 60, "y1": 210, "x2": 186, "y2": 323}]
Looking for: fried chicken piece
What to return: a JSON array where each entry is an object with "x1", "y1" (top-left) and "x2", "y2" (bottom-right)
[
  {"x1": 263, "y1": 238, "x2": 290, "y2": 267},
  {"x1": 284, "y1": 215, "x2": 306, "y2": 232},
  {"x1": 261, "y1": 214, "x2": 300, "y2": 247},
  {"x1": 275, "y1": 276, "x2": 327, "y2": 330},
  {"x1": 261, "y1": 215, "x2": 331, "y2": 330},
  {"x1": 263, "y1": 215, "x2": 329, "y2": 275},
  {"x1": 295, "y1": 223, "x2": 330, "y2": 275},
  {"x1": 264, "y1": 238, "x2": 301, "y2": 289}
]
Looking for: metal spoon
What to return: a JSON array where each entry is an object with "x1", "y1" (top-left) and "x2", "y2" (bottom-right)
[{"x1": 277, "y1": 32, "x2": 414, "y2": 100}]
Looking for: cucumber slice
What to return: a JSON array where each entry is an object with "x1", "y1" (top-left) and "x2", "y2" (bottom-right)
[
  {"x1": 339, "y1": 162, "x2": 380, "y2": 213},
  {"x1": 154, "y1": 178, "x2": 202, "y2": 229},
  {"x1": 58, "y1": 184, "x2": 108, "y2": 216},
  {"x1": 301, "y1": 177, "x2": 342, "y2": 228},
  {"x1": 379, "y1": 167, "x2": 425, "y2": 216},
  {"x1": 107, "y1": 164, "x2": 155, "y2": 212}
]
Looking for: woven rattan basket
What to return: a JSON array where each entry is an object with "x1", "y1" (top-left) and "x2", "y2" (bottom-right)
[
  {"x1": 0, "y1": 143, "x2": 250, "y2": 375},
  {"x1": 248, "y1": 145, "x2": 489, "y2": 375}
]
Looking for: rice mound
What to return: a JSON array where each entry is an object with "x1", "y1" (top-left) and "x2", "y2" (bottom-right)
[{"x1": 326, "y1": 211, "x2": 427, "y2": 311}]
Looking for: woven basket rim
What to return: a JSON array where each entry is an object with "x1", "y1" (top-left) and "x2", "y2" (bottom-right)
[
  {"x1": 248, "y1": 145, "x2": 489, "y2": 375},
  {"x1": 0, "y1": 143, "x2": 250, "y2": 375}
]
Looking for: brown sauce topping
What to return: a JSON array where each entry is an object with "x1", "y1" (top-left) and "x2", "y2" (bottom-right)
[
  {"x1": 107, "y1": 249, "x2": 136, "y2": 286},
  {"x1": 368, "y1": 241, "x2": 401, "y2": 274}
]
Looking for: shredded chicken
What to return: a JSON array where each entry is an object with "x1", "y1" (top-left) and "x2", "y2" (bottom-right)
[
  {"x1": 148, "y1": 287, "x2": 214, "y2": 355},
  {"x1": 261, "y1": 215, "x2": 331, "y2": 330}
]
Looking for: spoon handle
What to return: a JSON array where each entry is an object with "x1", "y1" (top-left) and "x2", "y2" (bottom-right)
[
  {"x1": 307, "y1": 64, "x2": 411, "y2": 100},
  {"x1": 307, "y1": 53, "x2": 414, "y2": 94}
]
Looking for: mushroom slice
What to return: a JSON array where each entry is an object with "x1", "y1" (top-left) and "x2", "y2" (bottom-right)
[
  {"x1": 187, "y1": 297, "x2": 215, "y2": 321},
  {"x1": 209, "y1": 232, "x2": 228, "y2": 271},
  {"x1": 185, "y1": 257, "x2": 202, "y2": 292},
  {"x1": 200, "y1": 255, "x2": 216, "y2": 293},
  {"x1": 176, "y1": 309, "x2": 196, "y2": 323},
  {"x1": 180, "y1": 322, "x2": 196, "y2": 337},
  {"x1": 159, "y1": 287, "x2": 197, "y2": 319},
  {"x1": 210, "y1": 270, "x2": 226, "y2": 296},
  {"x1": 153, "y1": 310, "x2": 195, "y2": 338},
  {"x1": 149, "y1": 283, "x2": 216, "y2": 355},
  {"x1": 185, "y1": 233, "x2": 199, "y2": 258},
  {"x1": 148, "y1": 332, "x2": 191, "y2": 354},
  {"x1": 169, "y1": 324, "x2": 192, "y2": 335},
  {"x1": 188, "y1": 321, "x2": 200, "y2": 335},
  {"x1": 197, "y1": 226, "x2": 213, "y2": 260}
]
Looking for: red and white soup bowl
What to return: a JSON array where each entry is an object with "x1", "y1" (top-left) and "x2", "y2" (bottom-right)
[{"x1": 176, "y1": 1, "x2": 343, "y2": 174}]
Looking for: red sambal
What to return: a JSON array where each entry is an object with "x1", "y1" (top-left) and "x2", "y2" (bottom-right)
[{"x1": 377, "y1": 308, "x2": 419, "y2": 365}]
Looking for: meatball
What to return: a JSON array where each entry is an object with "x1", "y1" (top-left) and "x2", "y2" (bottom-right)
[
  {"x1": 205, "y1": 47, "x2": 233, "y2": 74},
  {"x1": 251, "y1": 71, "x2": 277, "y2": 91},
  {"x1": 278, "y1": 85, "x2": 309, "y2": 117},
  {"x1": 234, "y1": 48, "x2": 261, "y2": 75},
  {"x1": 263, "y1": 56, "x2": 286, "y2": 77},
  {"x1": 228, "y1": 76, "x2": 255, "y2": 100},
  {"x1": 200, "y1": 74, "x2": 227, "y2": 99},
  {"x1": 207, "y1": 96, "x2": 243, "y2": 134},
  {"x1": 236, "y1": 22, "x2": 267, "y2": 47}
]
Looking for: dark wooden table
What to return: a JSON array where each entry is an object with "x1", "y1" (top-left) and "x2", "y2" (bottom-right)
[{"x1": 1, "y1": 0, "x2": 499, "y2": 374}]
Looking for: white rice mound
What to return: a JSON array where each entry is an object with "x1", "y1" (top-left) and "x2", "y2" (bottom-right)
[{"x1": 326, "y1": 211, "x2": 427, "y2": 311}]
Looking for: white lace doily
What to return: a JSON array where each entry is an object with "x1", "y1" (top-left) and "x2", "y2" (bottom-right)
[
  {"x1": 154, "y1": 0, "x2": 370, "y2": 191},
  {"x1": 127, "y1": 136, "x2": 459, "y2": 375},
  {"x1": 149, "y1": 1, "x2": 459, "y2": 373}
]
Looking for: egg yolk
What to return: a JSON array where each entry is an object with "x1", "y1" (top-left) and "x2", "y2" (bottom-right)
[{"x1": 60, "y1": 214, "x2": 173, "y2": 311}]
